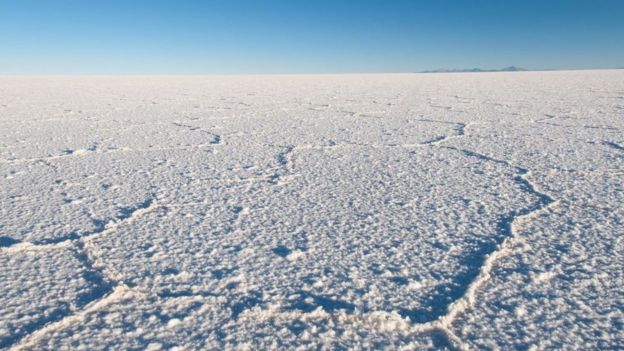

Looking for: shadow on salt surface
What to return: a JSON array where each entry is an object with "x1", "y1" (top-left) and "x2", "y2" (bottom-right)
[
  {"x1": 255, "y1": 172, "x2": 553, "y2": 327},
  {"x1": 289, "y1": 291, "x2": 356, "y2": 314},
  {"x1": 395, "y1": 240, "x2": 497, "y2": 323},
  {"x1": 73, "y1": 251, "x2": 114, "y2": 309},
  {"x1": 231, "y1": 291, "x2": 264, "y2": 319},
  {"x1": 0, "y1": 268, "x2": 113, "y2": 349},
  {"x1": 429, "y1": 329, "x2": 460, "y2": 351},
  {"x1": 0, "y1": 236, "x2": 20, "y2": 247},
  {"x1": 0, "y1": 245, "x2": 117, "y2": 350},
  {"x1": 29, "y1": 197, "x2": 155, "y2": 246},
  {"x1": 265, "y1": 238, "x2": 499, "y2": 326},
  {"x1": 0, "y1": 303, "x2": 71, "y2": 349}
]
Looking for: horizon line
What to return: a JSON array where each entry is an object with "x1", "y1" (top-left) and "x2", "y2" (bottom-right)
[{"x1": 0, "y1": 67, "x2": 622, "y2": 77}]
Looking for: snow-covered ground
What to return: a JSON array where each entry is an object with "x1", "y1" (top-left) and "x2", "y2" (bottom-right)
[{"x1": 0, "y1": 71, "x2": 622, "y2": 350}]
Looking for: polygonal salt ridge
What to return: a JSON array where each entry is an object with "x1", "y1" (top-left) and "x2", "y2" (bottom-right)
[
  {"x1": 0, "y1": 71, "x2": 622, "y2": 349},
  {"x1": 453, "y1": 202, "x2": 623, "y2": 350},
  {"x1": 81, "y1": 201, "x2": 243, "y2": 289},
  {"x1": 525, "y1": 168, "x2": 624, "y2": 207},
  {"x1": 145, "y1": 143, "x2": 287, "y2": 193},
  {"x1": 0, "y1": 117, "x2": 223, "y2": 162},
  {"x1": 0, "y1": 196, "x2": 157, "y2": 247},
  {"x1": 0, "y1": 153, "x2": 156, "y2": 244},
  {"x1": 240, "y1": 146, "x2": 554, "y2": 315},
  {"x1": 442, "y1": 120, "x2": 623, "y2": 173},
  {"x1": 0, "y1": 246, "x2": 113, "y2": 349},
  {"x1": 217, "y1": 113, "x2": 463, "y2": 149},
  {"x1": 0, "y1": 196, "x2": 162, "y2": 349},
  {"x1": 11, "y1": 285, "x2": 455, "y2": 351},
  {"x1": 75, "y1": 144, "x2": 553, "y2": 350}
]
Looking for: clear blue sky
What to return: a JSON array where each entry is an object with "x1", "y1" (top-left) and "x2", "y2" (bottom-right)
[{"x1": 1, "y1": 0, "x2": 623, "y2": 74}]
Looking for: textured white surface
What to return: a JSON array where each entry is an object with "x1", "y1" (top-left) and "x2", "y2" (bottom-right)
[{"x1": 0, "y1": 71, "x2": 622, "y2": 350}]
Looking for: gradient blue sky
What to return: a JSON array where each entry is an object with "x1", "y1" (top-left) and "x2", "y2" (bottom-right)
[{"x1": 1, "y1": 0, "x2": 623, "y2": 74}]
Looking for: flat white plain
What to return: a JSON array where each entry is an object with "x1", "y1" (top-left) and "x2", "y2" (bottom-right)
[{"x1": 0, "y1": 71, "x2": 622, "y2": 350}]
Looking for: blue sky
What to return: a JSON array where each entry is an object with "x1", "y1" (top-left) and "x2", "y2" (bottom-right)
[{"x1": 1, "y1": 0, "x2": 623, "y2": 74}]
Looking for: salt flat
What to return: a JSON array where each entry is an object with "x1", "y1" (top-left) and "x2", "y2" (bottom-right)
[{"x1": 0, "y1": 71, "x2": 622, "y2": 350}]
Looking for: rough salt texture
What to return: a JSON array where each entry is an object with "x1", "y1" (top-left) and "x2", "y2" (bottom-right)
[{"x1": 0, "y1": 71, "x2": 622, "y2": 350}]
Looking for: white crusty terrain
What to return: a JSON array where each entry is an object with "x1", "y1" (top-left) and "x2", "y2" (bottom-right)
[{"x1": 0, "y1": 71, "x2": 622, "y2": 350}]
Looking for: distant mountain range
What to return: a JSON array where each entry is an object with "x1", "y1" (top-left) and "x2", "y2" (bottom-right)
[{"x1": 420, "y1": 66, "x2": 528, "y2": 73}]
